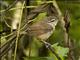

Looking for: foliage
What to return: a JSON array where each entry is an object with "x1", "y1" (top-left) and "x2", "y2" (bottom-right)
[{"x1": 0, "y1": 0, "x2": 80, "y2": 60}]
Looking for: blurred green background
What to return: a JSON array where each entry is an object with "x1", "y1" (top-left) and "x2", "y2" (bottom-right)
[{"x1": 0, "y1": 0, "x2": 80, "y2": 60}]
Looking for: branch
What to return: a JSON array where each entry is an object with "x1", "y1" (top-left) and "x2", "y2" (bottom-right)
[{"x1": 41, "y1": 41, "x2": 61, "y2": 60}]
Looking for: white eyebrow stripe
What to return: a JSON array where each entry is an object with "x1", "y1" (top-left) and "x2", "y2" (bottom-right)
[
  {"x1": 50, "y1": 19, "x2": 56, "y2": 22},
  {"x1": 52, "y1": 19, "x2": 55, "y2": 20}
]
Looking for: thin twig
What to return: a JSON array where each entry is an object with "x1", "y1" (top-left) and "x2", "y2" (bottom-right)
[
  {"x1": 0, "y1": 0, "x2": 18, "y2": 13},
  {"x1": 0, "y1": 34, "x2": 16, "y2": 49},
  {"x1": 0, "y1": 36, "x2": 16, "y2": 57},
  {"x1": 14, "y1": 1, "x2": 25, "y2": 60}
]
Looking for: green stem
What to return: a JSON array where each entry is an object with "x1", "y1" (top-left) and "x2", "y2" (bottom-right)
[{"x1": 14, "y1": 1, "x2": 25, "y2": 60}]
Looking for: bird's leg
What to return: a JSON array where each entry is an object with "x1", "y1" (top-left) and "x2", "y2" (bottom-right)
[{"x1": 40, "y1": 40, "x2": 51, "y2": 48}]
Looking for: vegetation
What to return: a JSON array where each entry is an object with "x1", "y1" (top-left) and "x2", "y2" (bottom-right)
[{"x1": 0, "y1": 0, "x2": 80, "y2": 60}]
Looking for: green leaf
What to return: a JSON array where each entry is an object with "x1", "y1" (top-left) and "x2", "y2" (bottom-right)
[
  {"x1": 51, "y1": 43, "x2": 69, "y2": 60},
  {"x1": 32, "y1": 12, "x2": 47, "y2": 23}
]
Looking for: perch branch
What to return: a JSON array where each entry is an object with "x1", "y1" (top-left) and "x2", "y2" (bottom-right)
[{"x1": 41, "y1": 40, "x2": 61, "y2": 60}]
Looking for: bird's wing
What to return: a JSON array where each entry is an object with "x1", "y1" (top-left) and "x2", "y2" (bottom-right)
[{"x1": 27, "y1": 22, "x2": 53, "y2": 36}]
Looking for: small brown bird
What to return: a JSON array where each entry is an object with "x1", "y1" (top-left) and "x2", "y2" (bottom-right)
[{"x1": 26, "y1": 16, "x2": 58, "y2": 40}]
